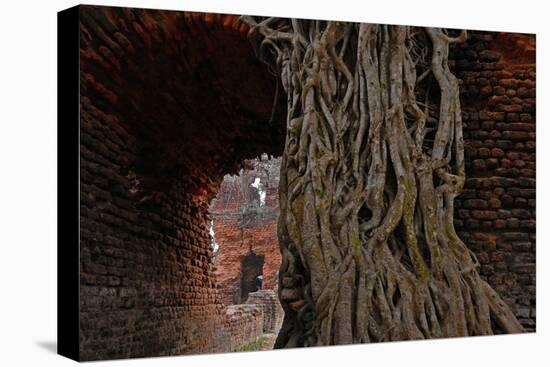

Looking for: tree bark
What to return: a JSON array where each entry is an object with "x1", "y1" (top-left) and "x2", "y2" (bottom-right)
[{"x1": 240, "y1": 18, "x2": 525, "y2": 347}]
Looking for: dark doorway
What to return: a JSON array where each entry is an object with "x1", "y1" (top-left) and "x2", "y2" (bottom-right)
[{"x1": 240, "y1": 252, "x2": 265, "y2": 303}]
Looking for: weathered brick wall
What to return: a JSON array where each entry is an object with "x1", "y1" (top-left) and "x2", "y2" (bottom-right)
[
  {"x1": 450, "y1": 31, "x2": 536, "y2": 331},
  {"x1": 211, "y1": 157, "x2": 282, "y2": 305},
  {"x1": 78, "y1": 6, "x2": 284, "y2": 360},
  {"x1": 246, "y1": 290, "x2": 284, "y2": 333},
  {"x1": 224, "y1": 305, "x2": 265, "y2": 351},
  {"x1": 80, "y1": 96, "x2": 230, "y2": 359}
]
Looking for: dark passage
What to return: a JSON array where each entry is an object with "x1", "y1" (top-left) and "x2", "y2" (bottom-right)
[{"x1": 240, "y1": 252, "x2": 265, "y2": 303}]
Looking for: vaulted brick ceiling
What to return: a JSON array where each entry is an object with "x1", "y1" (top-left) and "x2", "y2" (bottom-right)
[{"x1": 79, "y1": 6, "x2": 286, "y2": 194}]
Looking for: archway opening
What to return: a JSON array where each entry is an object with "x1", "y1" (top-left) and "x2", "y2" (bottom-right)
[
  {"x1": 240, "y1": 252, "x2": 265, "y2": 303},
  {"x1": 209, "y1": 154, "x2": 284, "y2": 350},
  {"x1": 79, "y1": 6, "x2": 286, "y2": 359}
]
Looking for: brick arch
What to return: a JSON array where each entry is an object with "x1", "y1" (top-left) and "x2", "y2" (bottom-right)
[{"x1": 79, "y1": 6, "x2": 285, "y2": 360}]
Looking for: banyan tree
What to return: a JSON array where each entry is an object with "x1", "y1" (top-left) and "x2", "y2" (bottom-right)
[{"x1": 239, "y1": 17, "x2": 525, "y2": 347}]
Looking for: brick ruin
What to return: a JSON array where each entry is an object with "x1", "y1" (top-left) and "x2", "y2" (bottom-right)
[
  {"x1": 79, "y1": 6, "x2": 285, "y2": 360},
  {"x1": 209, "y1": 156, "x2": 285, "y2": 346},
  {"x1": 451, "y1": 32, "x2": 536, "y2": 330},
  {"x1": 78, "y1": 5, "x2": 535, "y2": 361},
  {"x1": 210, "y1": 156, "x2": 282, "y2": 305}
]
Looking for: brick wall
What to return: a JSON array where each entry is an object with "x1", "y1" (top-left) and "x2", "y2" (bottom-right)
[
  {"x1": 246, "y1": 290, "x2": 284, "y2": 333},
  {"x1": 78, "y1": 6, "x2": 283, "y2": 360},
  {"x1": 224, "y1": 305, "x2": 265, "y2": 351},
  {"x1": 211, "y1": 157, "x2": 282, "y2": 305},
  {"x1": 80, "y1": 96, "x2": 230, "y2": 358},
  {"x1": 450, "y1": 31, "x2": 536, "y2": 331}
]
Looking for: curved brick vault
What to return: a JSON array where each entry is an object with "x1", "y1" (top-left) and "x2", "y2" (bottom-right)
[
  {"x1": 78, "y1": 5, "x2": 535, "y2": 360},
  {"x1": 79, "y1": 6, "x2": 285, "y2": 360}
]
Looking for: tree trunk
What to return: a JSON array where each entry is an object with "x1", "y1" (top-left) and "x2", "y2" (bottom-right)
[{"x1": 240, "y1": 18, "x2": 525, "y2": 347}]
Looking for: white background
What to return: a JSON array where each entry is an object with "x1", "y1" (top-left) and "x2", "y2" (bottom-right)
[{"x1": 0, "y1": 0, "x2": 547, "y2": 365}]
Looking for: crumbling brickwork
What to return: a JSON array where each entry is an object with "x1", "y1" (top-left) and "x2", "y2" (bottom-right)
[
  {"x1": 450, "y1": 31, "x2": 536, "y2": 331},
  {"x1": 211, "y1": 157, "x2": 282, "y2": 305},
  {"x1": 246, "y1": 290, "x2": 284, "y2": 333},
  {"x1": 80, "y1": 134, "x2": 229, "y2": 358},
  {"x1": 224, "y1": 304, "x2": 265, "y2": 351},
  {"x1": 78, "y1": 6, "x2": 284, "y2": 360}
]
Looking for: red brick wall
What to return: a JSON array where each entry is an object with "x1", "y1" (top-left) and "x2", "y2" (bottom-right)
[
  {"x1": 211, "y1": 157, "x2": 282, "y2": 305},
  {"x1": 224, "y1": 304, "x2": 265, "y2": 351},
  {"x1": 450, "y1": 31, "x2": 536, "y2": 331},
  {"x1": 78, "y1": 6, "x2": 283, "y2": 360},
  {"x1": 246, "y1": 290, "x2": 284, "y2": 332}
]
